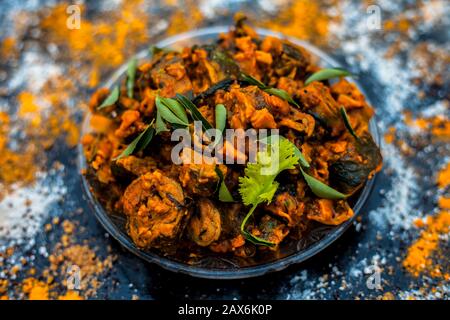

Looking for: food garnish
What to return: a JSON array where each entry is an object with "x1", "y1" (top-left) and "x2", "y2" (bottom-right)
[{"x1": 304, "y1": 67, "x2": 352, "y2": 85}]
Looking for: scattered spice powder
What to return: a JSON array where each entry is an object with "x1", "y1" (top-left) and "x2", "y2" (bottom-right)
[
  {"x1": 404, "y1": 112, "x2": 450, "y2": 140},
  {"x1": 384, "y1": 127, "x2": 396, "y2": 144},
  {"x1": 403, "y1": 160, "x2": 450, "y2": 278},
  {"x1": 437, "y1": 162, "x2": 450, "y2": 189},
  {"x1": 0, "y1": 37, "x2": 18, "y2": 60},
  {"x1": 17, "y1": 92, "x2": 41, "y2": 127},
  {"x1": 40, "y1": 0, "x2": 150, "y2": 86},
  {"x1": 0, "y1": 279, "x2": 8, "y2": 296},
  {"x1": 58, "y1": 290, "x2": 83, "y2": 300},
  {"x1": 261, "y1": 0, "x2": 332, "y2": 44},
  {"x1": 1, "y1": 217, "x2": 115, "y2": 300},
  {"x1": 438, "y1": 196, "x2": 450, "y2": 210},
  {"x1": 22, "y1": 278, "x2": 50, "y2": 300},
  {"x1": 164, "y1": 0, "x2": 205, "y2": 36},
  {"x1": 403, "y1": 211, "x2": 450, "y2": 277},
  {"x1": 0, "y1": 111, "x2": 37, "y2": 195}
]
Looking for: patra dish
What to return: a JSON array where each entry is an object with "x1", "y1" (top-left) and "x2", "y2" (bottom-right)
[{"x1": 80, "y1": 17, "x2": 382, "y2": 274}]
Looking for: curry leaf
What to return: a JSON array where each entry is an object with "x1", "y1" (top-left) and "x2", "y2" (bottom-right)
[
  {"x1": 263, "y1": 87, "x2": 301, "y2": 109},
  {"x1": 240, "y1": 72, "x2": 267, "y2": 88},
  {"x1": 176, "y1": 94, "x2": 213, "y2": 131},
  {"x1": 304, "y1": 68, "x2": 352, "y2": 85},
  {"x1": 148, "y1": 45, "x2": 173, "y2": 57},
  {"x1": 215, "y1": 104, "x2": 227, "y2": 133},
  {"x1": 300, "y1": 167, "x2": 348, "y2": 200},
  {"x1": 240, "y1": 72, "x2": 301, "y2": 109},
  {"x1": 156, "y1": 96, "x2": 189, "y2": 126},
  {"x1": 242, "y1": 232, "x2": 276, "y2": 246},
  {"x1": 97, "y1": 86, "x2": 119, "y2": 109},
  {"x1": 135, "y1": 126, "x2": 155, "y2": 153},
  {"x1": 155, "y1": 109, "x2": 169, "y2": 134},
  {"x1": 210, "y1": 104, "x2": 227, "y2": 148},
  {"x1": 113, "y1": 120, "x2": 155, "y2": 160},
  {"x1": 159, "y1": 96, "x2": 189, "y2": 124},
  {"x1": 149, "y1": 45, "x2": 163, "y2": 56},
  {"x1": 340, "y1": 106, "x2": 358, "y2": 139},
  {"x1": 215, "y1": 167, "x2": 235, "y2": 202},
  {"x1": 127, "y1": 58, "x2": 137, "y2": 98}
]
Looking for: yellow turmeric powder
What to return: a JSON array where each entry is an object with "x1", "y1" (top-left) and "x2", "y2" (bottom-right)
[
  {"x1": 384, "y1": 127, "x2": 396, "y2": 144},
  {"x1": 58, "y1": 291, "x2": 83, "y2": 300},
  {"x1": 0, "y1": 111, "x2": 36, "y2": 193},
  {"x1": 403, "y1": 211, "x2": 450, "y2": 277},
  {"x1": 40, "y1": 1, "x2": 149, "y2": 71},
  {"x1": 22, "y1": 278, "x2": 50, "y2": 300},
  {"x1": 438, "y1": 196, "x2": 450, "y2": 209},
  {"x1": 437, "y1": 162, "x2": 450, "y2": 189},
  {"x1": 262, "y1": 0, "x2": 330, "y2": 44},
  {"x1": 0, "y1": 37, "x2": 18, "y2": 60}
]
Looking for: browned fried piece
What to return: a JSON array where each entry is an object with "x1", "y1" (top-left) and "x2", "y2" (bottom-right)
[
  {"x1": 251, "y1": 215, "x2": 289, "y2": 247},
  {"x1": 307, "y1": 199, "x2": 354, "y2": 225},
  {"x1": 111, "y1": 155, "x2": 157, "y2": 183},
  {"x1": 278, "y1": 108, "x2": 315, "y2": 136},
  {"x1": 179, "y1": 162, "x2": 221, "y2": 196},
  {"x1": 219, "y1": 85, "x2": 279, "y2": 129},
  {"x1": 297, "y1": 81, "x2": 345, "y2": 137},
  {"x1": 122, "y1": 170, "x2": 189, "y2": 251},
  {"x1": 265, "y1": 192, "x2": 305, "y2": 227},
  {"x1": 330, "y1": 79, "x2": 374, "y2": 133},
  {"x1": 150, "y1": 52, "x2": 193, "y2": 97},
  {"x1": 188, "y1": 198, "x2": 221, "y2": 246},
  {"x1": 329, "y1": 133, "x2": 382, "y2": 195},
  {"x1": 271, "y1": 42, "x2": 312, "y2": 80}
]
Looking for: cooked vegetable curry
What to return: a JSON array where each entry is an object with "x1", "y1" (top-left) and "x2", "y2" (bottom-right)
[{"x1": 82, "y1": 17, "x2": 382, "y2": 266}]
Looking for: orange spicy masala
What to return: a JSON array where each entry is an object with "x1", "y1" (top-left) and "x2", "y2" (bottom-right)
[{"x1": 81, "y1": 18, "x2": 382, "y2": 264}]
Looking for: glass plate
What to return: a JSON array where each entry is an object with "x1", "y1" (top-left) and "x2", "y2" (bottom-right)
[{"x1": 78, "y1": 26, "x2": 381, "y2": 279}]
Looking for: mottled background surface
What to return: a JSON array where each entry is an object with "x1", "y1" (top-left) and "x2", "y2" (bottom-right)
[{"x1": 0, "y1": 0, "x2": 449, "y2": 300}]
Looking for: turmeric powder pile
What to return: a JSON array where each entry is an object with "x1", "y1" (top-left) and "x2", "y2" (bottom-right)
[
  {"x1": 1, "y1": 217, "x2": 115, "y2": 300},
  {"x1": 402, "y1": 160, "x2": 450, "y2": 280},
  {"x1": 403, "y1": 211, "x2": 450, "y2": 278}
]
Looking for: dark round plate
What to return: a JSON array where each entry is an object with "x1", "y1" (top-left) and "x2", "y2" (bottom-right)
[{"x1": 78, "y1": 27, "x2": 380, "y2": 279}]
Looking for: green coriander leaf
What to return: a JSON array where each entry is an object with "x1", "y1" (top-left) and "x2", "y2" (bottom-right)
[
  {"x1": 238, "y1": 137, "x2": 300, "y2": 246},
  {"x1": 260, "y1": 135, "x2": 310, "y2": 168}
]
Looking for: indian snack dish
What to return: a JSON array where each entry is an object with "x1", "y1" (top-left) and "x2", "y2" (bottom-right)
[{"x1": 81, "y1": 17, "x2": 382, "y2": 266}]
